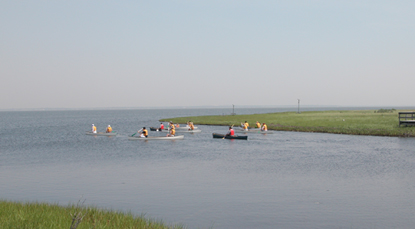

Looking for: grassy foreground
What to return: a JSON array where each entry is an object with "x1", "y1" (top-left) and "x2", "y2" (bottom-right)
[
  {"x1": 0, "y1": 200, "x2": 185, "y2": 229},
  {"x1": 161, "y1": 109, "x2": 415, "y2": 137}
]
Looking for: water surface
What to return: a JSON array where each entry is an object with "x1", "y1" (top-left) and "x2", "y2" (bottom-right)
[{"x1": 1, "y1": 108, "x2": 414, "y2": 228}]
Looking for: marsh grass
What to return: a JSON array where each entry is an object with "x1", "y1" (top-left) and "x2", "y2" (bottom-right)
[
  {"x1": 0, "y1": 200, "x2": 185, "y2": 229},
  {"x1": 162, "y1": 109, "x2": 415, "y2": 137}
]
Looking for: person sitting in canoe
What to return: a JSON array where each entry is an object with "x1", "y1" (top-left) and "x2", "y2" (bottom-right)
[
  {"x1": 256, "y1": 121, "x2": 261, "y2": 128},
  {"x1": 167, "y1": 127, "x2": 175, "y2": 137},
  {"x1": 242, "y1": 121, "x2": 249, "y2": 131},
  {"x1": 106, "y1": 125, "x2": 112, "y2": 133},
  {"x1": 92, "y1": 124, "x2": 97, "y2": 133},
  {"x1": 138, "y1": 127, "x2": 148, "y2": 138},
  {"x1": 225, "y1": 126, "x2": 235, "y2": 136},
  {"x1": 160, "y1": 123, "x2": 164, "y2": 131},
  {"x1": 261, "y1": 123, "x2": 268, "y2": 131},
  {"x1": 188, "y1": 122, "x2": 195, "y2": 130},
  {"x1": 169, "y1": 121, "x2": 175, "y2": 130}
]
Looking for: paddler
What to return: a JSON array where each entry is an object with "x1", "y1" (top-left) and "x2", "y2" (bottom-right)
[
  {"x1": 92, "y1": 124, "x2": 97, "y2": 133},
  {"x1": 242, "y1": 121, "x2": 249, "y2": 131},
  {"x1": 138, "y1": 127, "x2": 148, "y2": 138},
  {"x1": 188, "y1": 121, "x2": 195, "y2": 130},
  {"x1": 169, "y1": 121, "x2": 175, "y2": 129},
  {"x1": 106, "y1": 125, "x2": 112, "y2": 133},
  {"x1": 167, "y1": 126, "x2": 175, "y2": 137},
  {"x1": 256, "y1": 121, "x2": 261, "y2": 128},
  {"x1": 225, "y1": 126, "x2": 235, "y2": 136},
  {"x1": 160, "y1": 122, "x2": 164, "y2": 131},
  {"x1": 261, "y1": 123, "x2": 268, "y2": 131}
]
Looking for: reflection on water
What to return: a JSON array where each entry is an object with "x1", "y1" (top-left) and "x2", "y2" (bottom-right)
[{"x1": 1, "y1": 108, "x2": 415, "y2": 229}]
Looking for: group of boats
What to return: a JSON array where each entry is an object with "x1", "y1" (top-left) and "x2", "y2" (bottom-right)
[{"x1": 86, "y1": 125, "x2": 272, "y2": 140}]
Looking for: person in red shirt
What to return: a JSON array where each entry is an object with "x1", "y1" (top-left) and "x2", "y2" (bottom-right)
[
  {"x1": 160, "y1": 123, "x2": 164, "y2": 131},
  {"x1": 226, "y1": 126, "x2": 235, "y2": 136}
]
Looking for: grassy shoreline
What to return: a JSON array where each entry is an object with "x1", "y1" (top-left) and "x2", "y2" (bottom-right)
[
  {"x1": 0, "y1": 200, "x2": 185, "y2": 229},
  {"x1": 161, "y1": 109, "x2": 415, "y2": 137}
]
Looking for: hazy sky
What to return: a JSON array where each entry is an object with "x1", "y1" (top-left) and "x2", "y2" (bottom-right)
[{"x1": 1, "y1": 1, "x2": 414, "y2": 109}]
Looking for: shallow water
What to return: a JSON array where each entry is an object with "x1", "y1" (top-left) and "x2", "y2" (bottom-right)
[{"x1": 1, "y1": 108, "x2": 415, "y2": 228}]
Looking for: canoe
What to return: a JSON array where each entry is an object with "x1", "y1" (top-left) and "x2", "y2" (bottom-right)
[
  {"x1": 234, "y1": 128, "x2": 261, "y2": 132},
  {"x1": 174, "y1": 129, "x2": 202, "y2": 133},
  {"x1": 234, "y1": 130, "x2": 274, "y2": 134},
  {"x1": 150, "y1": 127, "x2": 165, "y2": 131},
  {"x1": 86, "y1": 131, "x2": 117, "y2": 136},
  {"x1": 175, "y1": 126, "x2": 198, "y2": 130},
  {"x1": 212, "y1": 133, "x2": 248, "y2": 140},
  {"x1": 128, "y1": 135, "x2": 184, "y2": 140}
]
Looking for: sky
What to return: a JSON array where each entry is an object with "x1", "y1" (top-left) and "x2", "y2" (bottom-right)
[{"x1": 1, "y1": 1, "x2": 414, "y2": 110}]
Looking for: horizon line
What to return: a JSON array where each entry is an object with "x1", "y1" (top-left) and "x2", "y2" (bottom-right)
[{"x1": 0, "y1": 105, "x2": 411, "y2": 112}]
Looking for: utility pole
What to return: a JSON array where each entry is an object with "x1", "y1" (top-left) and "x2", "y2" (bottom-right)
[
  {"x1": 231, "y1": 104, "x2": 236, "y2": 115},
  {"x1": 297, "y1": 99, "x2": 300, "y2": 114}
]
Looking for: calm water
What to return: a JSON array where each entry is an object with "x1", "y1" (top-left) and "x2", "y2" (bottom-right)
[{"x1": 1, "y1": 108, "x2": 415, "y2": 229}]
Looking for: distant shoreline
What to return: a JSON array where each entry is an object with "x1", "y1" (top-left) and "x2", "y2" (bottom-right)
[{"x1": 162, "y1": 109, "x2": 415, "y2": 137}]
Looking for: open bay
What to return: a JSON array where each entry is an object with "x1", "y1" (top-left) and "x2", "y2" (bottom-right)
[{"x1": 1, "y1": 107, "x2": 414, "y2": 228}]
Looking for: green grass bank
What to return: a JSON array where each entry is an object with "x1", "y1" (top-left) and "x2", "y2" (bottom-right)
[
  {"x1": 0, "y1": 200, "x2": 185, "y2": 229},
  {"x1": 161, "y1": 109, "x2": 415, "y2": 137}
]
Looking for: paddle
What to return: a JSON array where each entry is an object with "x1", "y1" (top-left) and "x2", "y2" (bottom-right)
[{"x1": 132, "y1": 128, "x2": 143, "y2": 137}]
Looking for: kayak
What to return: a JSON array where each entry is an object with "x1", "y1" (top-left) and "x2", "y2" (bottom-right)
[
  {"x1": 128, "y1": 135, "x2": 184, "y2": 140},
  {"x1": 212, "y1": 133, "x2": 248, "y2": 140},
  {"x1": 86, "y1": 131, "x2": 117, "y2": 136}
]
